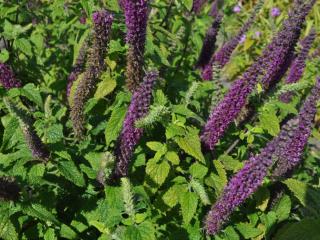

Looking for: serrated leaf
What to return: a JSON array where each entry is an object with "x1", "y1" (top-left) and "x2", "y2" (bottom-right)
[
  {"x1": 162, "y1": 184, "x2": 186, "y2": 208},
  {"x1": 0, "y1": 215, "x2": 18, "y2": 240},
  {"x1": 165, "y1": 151, "x2": 180, "y2": 165},
  {"x1": 94, "y1": 73, "x2": 117, "y2": 99},
  {"x1": 274, "y1": 219, "x2": 320, "y2": 240},
  {"x1": 20, "y1": 83, "x2": 43, "y2": 108},
  {"x1": 236, "y1": 223, "x2": 263, "y2": 239},
  {"x1": 44, "y1": 228, "x2": 57, "y2": 240},
  {"x1": 273, "y1": 195, "x2": 291, "y2": 222},
  {"x1": 283, "y1": 178, "x2": 320, "y2": 213},
  {"x1": 105, "y1": 105, "x2": 127, "y2": 146},
  {"x1": 175, "y1": 130, "x2": 204, "y2": 163},
  {"x1": 259, "y1": 110, "x2": 280, "y2": 136},
  {"x1": 60, "y1": 224, "x2": 77, "y2": 239},
  {"x1": 1, "y1": 116, "x2": 19, "y2": 150},
  {"x1": 146, "y1": 141, "x2": 165, "y2": 152},
  {"x1": 179, "y1": 191, "x2": 198, "y2": 224},
  {"x1": 23, "y1": 204, "x2": 59, "y2": 225},
  {"x1": 189, "y1": 162, "x2": 208, "y2": 179},
  {"x1": 120, "y1": 221, "x2": 156, "y2": 240},
  {"x1": 45, "y1": 124, "x2": 63, "y2": 143},
  {"x1": 58, "y1": 160, "x2": 86, "y2": 187},
  {"x1": 146, "y1": 160, "x2": 170, "y2": 187},
  {"x1": 14, "y1": 38, "x2": 33, "y2": 56}
]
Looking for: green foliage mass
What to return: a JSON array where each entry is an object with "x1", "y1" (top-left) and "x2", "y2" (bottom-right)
[{"x1": 0, "y1": 0, "x2": 319, "y2": 239}]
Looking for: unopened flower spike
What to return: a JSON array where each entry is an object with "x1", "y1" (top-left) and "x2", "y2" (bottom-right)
[
  {"x1": 3, "y1": 97, "x2": 50, "y2": 161},
  {"x1": 71, "y1": 10, "x2": 113, "y2": 139}
]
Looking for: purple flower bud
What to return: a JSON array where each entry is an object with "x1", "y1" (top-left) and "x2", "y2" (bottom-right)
[
  {"x1": 0, "y1": 177, "x2": 20, "y2": 201},
  {"x1": 255, "y1": 31, "x2": 261, "y2": 38},
  {"x1": 124, "y1": 0, "x2": 149, "y2": 92},
  {"x1": 233, "y1": 5, "x2": 241, "y2": 13},
  {"x1": 196, "y1": 14, "x2": 223, "y2": 69},
  {"x1": 205, "y1": 78, "x2": 320, "y2": 235},
  {"x1": 112, "y1": 71, "x2": 158, "y2": 179},
  {"x1": 71, "y1": 10, "x2": 113, "y2": 138},
  {"x1": 201, "y1": 0, "x2": 315, "y2": 150},
  {"x1": 0, "y1": 63, "x2": 22, "y2": 89},
  {"x1": 239, "y1": 34, "x2": 246, "y2": 44},
  {"x1": 192, "y1": 0, "x2": 208, "y2": 14},
  {"x1": 270, "y1": 7, "x2": 281, "y2": 18}
]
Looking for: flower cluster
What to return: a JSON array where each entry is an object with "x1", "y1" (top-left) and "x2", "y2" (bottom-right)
[
  {"x1": 196, "y1": 14, "x2": 223, "y2": 69},
  {"x1": 0, "y1": 177, "x2": 20, "y2": 201},
  {"x1": 71, "y1": 10, "x2": 113, "y2": 138},
  {"x1": 192, "y1": 0, "x2": 208, "y2": 14},
  {"x1": 0, "y1": 63, "x2": 22, "y2": 89},
  {"x1": 201, "y1": 0, "x2": 315, "y2": 150},
  {"x1": 112, "y1": 71, "x2": 158, "y2": 179},
  {"x1": 201, "y1": 0, "x2": 262, "y2": 80},
  {"x1": 205, "y1": 78, "x2": 320, "y2": 235},
  {"x1": 272, "y1": 78, "x2": 320, "y2": 179},
  {"x1": 280, "y1": 29, "x2": 316, "y2": 102},
  {"x1": 4, "y1": 98, "x2": 50, "y2": 161},
  {"x1": 124, "y1": 0, "x2": 149, "y2": 92}
]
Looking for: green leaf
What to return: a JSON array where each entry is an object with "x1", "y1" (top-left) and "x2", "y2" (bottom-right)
[
  {"x1": 146, "y1": 159, "x2": 170, "y2": 187},
  {"x1": 20, "y1": 83, "x2": 43, "y2": 108},
  {"x1": 45, "y1": 124, "x2": 64, "y2": 143},
  {"x1": 105, "y1": 105, "x2": 127, "y2": 146},
  {"x1": 1, "y1": 116, "x2": 19, "y2": 150},
  {"x1": 183, "y1": 0, "x2": 193, "y2": 11},
  {"x1": 236, "y1": 223, "x2": 263, "y2": 239},
  {"x1": 162, "y1": 184, "x2": 186, "y2": 208},
  {"x1": 120, "y1": 221, "x2": 156, "y2": 240},
  {"x1": 274, "y1": 219, "x2": 320, "y2": 240},
  {"x1": 58, "y1": 160, "x2": 86, "y2": 187},
  {"x1": 283, "y1": 178, "x2": 320, "y2": 213},
  {"x1": 189, "y1": 163, "x2": 208, "y2": 179},
  {"x1": 179, "y1": 191, "x2": 198, "y2": 224},
  {"x1": 210, "y1": 160, "x2": 227, "y2": 195},
  {"x1": 0, "y1": 216, "x2": 18, "y2": 240},
  {"x1": 165, "y1": 151, "x2": 180, "y2": 165},
  {"x1": 259, "y1": 110, "x2": 280, "y2": 136},
  {"x1": 94, "y1": 73, "x2": 117, "y2": 99},
  {"x1": 273, "y1": 195, "x2": 291, "y2": 222},
  {"x1": 23, "y1": 204, "x2": 59, "y2": 225},
  {"x1": 14, "y1": 38, "x2": 33, "y2": 56},
  {"x1": 60, "y1": 224, "x2": 77, "y2": 239},
  {"x1": 0, "y1": 49, "x2": 9, "y2": 62},
  {"x1": 44, "y1": 228, "x2": 57, "y2": 240},
  {"x1": 146, "y1": 141, "x2": 165, "y2": 152},
  {"x1": 175, "y1": 130, "x2": 204, "y2": 163}
]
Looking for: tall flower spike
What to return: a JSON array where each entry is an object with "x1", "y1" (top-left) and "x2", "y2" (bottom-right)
[
  {"x1": 201, "y1": 0, "x2": 263, "y2": 80},
  {"x1": 3, "y1": 98, "x2": 50, "y2": 161},
  {"x1": 0, "y1": 63, "x2": 22, "y2": 89},
  {"x1": 272, "y1": 78, "x2": 320, "y2": 179},
  {"x1": 112, "y1": 71, "x2": 158, "y2": 180},
  {"x1": 280, "y1": 29, "x2": 316, "y2": 103},
  {"x1": 192, "y1": 0, "x2": 208, "y2": 14},
  {"x1": 196, "y1": 13, "x2": 223, "y2": 69},
  {"x1": 124, "y1": 0, "x2": 149, "y2": 92},
  {"x1": 205, "y1": 79, "x2": 320, "y2": 235},
  {"x1": 0, "y1": 177, "x2": 20, "y2": 201},
  {"x1": 67, "y1": 36, "x2": 90, "y2": 97},
  {"x1": 209, "y1": 0, "x2": 224, "y2": 18},
  {"x1": 71, "y1": 10, "x2": 113, "y2": 138},
  {"x1": 201, "y1": 0, "x2": 315, "y2": 150}
]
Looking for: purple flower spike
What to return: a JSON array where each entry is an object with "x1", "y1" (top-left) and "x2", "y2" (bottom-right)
[
  {"x1": 71, "y1": 10, "x2": 113, "y2": 138},
  {"x1": 273, "y1": 78, "x2": 320, "y2": 178},
  {"x1": 280, "y1": 29, "x2": 316, "y2": 102},
  {"x1": 201, "y1": 0, "x2": 263, "y2": 79},
  {"x1": 196, "y1": 14, "x2": 223, "y2": 69},
  {"x1": 0, "y1": 63, "x2": 22, "y2": 89},
  {"x1": 124, "y1": 0, "x2": 149, "y2": 92},
  {"x1": 192, "y1": 0, "x2": 208, "y2": 14},
  {"x1": 205, "y1": 78, "x2": 320, "y2": 235},
  {"x1": 271, "y1": 7, "x2": 281, "y2": 18},
  {"x1": 201, "y1": 0, "x2": 315, "y2": 150},
  {"x1": 112, "y1": 71, "x2": 158, "y2": 179}
]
